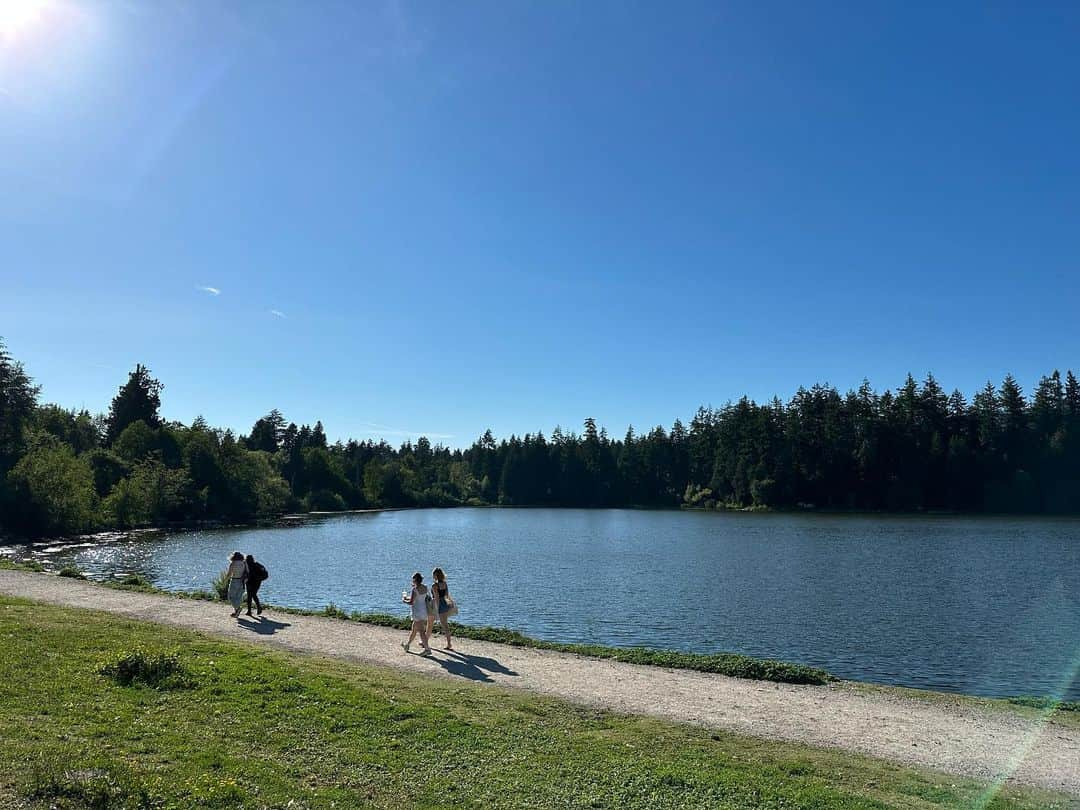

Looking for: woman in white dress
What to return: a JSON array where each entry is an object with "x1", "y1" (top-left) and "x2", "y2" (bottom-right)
[
  {"x1": 400, "y1": 572, "x2": 432, "y2": 656},
  {"x1": 226, "y1": 551, "x2": 247, "y2": 618}
]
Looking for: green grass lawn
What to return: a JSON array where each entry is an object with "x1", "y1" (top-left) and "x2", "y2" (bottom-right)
[{"x1": 0, "y1": 597, "x2": 1073, "y2": 810}]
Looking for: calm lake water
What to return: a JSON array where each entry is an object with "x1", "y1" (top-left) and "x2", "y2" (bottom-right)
[{"x1": 7, "y1": 508, "x2": 1080, "y2": 700}]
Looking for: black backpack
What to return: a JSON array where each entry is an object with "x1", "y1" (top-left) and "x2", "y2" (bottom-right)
[{"x1": 251, "y1": 562, "x2": 269, "y2": 582}]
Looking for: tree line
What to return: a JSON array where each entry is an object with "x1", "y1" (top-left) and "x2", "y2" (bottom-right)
[{"x1": 2, "y1": 339, "x2": 1079, "y2": 538}]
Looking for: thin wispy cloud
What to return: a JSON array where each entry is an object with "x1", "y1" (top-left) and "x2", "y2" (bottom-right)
[
  {"x1": 197, "y1": 286, "x2": 221, "y2": 296},
  {"x1": 269, "y1": 309, "x2": 286, "y2": 318},
  {"x1": 359, "y1": 422, "x2": 454, "y2": 441}
]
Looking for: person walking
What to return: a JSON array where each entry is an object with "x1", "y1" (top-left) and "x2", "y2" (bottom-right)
[
  {"x1": 401, "y1": 572, "x2": 432, "y2": 656},
  {"x1": 428, "y1": 567, "x2": 455, "y2": 650},
  {"x1": 245, "y1": 554, "x2": 269, "y2": 616},
  {"x1": 226, "y1": 551, "x2": 247, "y2": 618}
]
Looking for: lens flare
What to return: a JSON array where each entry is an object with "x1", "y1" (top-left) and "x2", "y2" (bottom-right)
[
  {"x1": 0, "y1": 0, "x2": 49, "y2": 40},
  {"x1": 974, "y1": 646, "x2": 1080, "y2": 808}
]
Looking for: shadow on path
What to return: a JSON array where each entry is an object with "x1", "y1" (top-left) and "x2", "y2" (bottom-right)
[
  {"x1": 439, "y1": 649, "x2": 519, "y2": 679},
  {"x1": 237, "y1": 616, "x2": 291, "y2": 635},
  {"x1": 424, "y1": 653, "x2": 494, "y2": 682},
  {"x1": 442, "y1": 649, "x2": 519, "y2": 677},
  {"x1": 401, "y1": 648, "x2": 519, "y2": 682}
]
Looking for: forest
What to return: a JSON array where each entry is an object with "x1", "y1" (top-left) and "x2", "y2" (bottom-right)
[{"x1": 2, "y1": 338, "x2": 1079, "y2": 538}]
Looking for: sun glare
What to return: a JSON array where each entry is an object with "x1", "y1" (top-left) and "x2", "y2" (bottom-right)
[{"x1": 0, "y1": 0, "x2": 49, "y2": 40}]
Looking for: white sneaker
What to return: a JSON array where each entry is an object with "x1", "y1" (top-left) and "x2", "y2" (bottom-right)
[{"x1": 420, "y1": 647, "x2": 432, "y2": 657}]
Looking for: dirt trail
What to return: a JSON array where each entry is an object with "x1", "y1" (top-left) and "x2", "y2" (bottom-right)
[{"x1": 1, "y1": 569, "x2": 1077, "y2": 796}]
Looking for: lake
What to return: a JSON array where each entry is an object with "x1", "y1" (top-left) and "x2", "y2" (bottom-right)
[{"x1": 6, "y1": 508, "x2": 1079, "y2": 700}]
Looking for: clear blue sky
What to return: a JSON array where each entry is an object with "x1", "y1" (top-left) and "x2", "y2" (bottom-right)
[{"x1": 2, "y1": 1, "x2": 1078, "y2": 446}]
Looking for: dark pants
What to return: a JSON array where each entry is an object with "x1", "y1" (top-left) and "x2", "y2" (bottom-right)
[{"x1": 246, "y1": 580, "x2": 262, "y2": 614}]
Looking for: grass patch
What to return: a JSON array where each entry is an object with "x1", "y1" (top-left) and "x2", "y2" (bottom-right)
[
  {"x1": 0, "y1": 596, "x2": 1069, "y2": 809},
  {"x1": 99, "y1": 647, "x2": 193, "y2": 690},
  {"x1": 0, "y1": 558, "x2": 43, "y2": 572},
  {"x1": 1008, "y1": 696, "x2": 1080, "y2": 713},
  {"x1": 100, "y1": 576, "x2": 159, "y2": 594},
  {"x1": 57, "y1": 565, "x2": 86, "y2": 580},
  {"x1": 26, "y1": 756, "x2": 156, "y2": 810}
]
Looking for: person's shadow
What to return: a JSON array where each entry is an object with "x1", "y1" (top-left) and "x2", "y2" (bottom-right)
[
  {"x1": 421, "y1": 649, "x2": 519, "y2": 681},
  {"x1": 426, "y1": 654, "x2": 494, "y2": 682},
  {"x1": 237, "y1": 616, "x2": 291, "y2": 635},
  {"x1": 443, "y1": 649, "x2": 519, "y2": 677}
]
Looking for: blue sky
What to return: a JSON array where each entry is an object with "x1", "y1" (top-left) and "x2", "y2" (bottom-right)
[{"x1": 2, "y1": 1, "x2": 1078, "y2": 446}]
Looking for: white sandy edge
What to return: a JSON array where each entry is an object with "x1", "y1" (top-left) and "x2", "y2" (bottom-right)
[{"x1": 0, "y1": 569, "x2": 1077, "y2": 797}]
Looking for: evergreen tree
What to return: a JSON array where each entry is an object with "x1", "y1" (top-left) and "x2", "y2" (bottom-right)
[
  {"x1": 247, "y1": 409, "x2": 286, "y2": 453},
  {"x1": 1064, "y1": 371, "x2": 1080, "y2": 420},
  {"x1": 106, "y1": 365, "x2": 163, "y2": 445},
  {"x1": 0, "y1": 338, "x2": 39, "y2": 473},
  {"x1": 998, "y1": 374, "x2": 1027, "y2": 469}
]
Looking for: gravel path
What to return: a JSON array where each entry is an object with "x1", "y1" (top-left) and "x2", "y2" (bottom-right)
[{"x1": 2, "y1": 569, "x2": 1078, "y2": 796}]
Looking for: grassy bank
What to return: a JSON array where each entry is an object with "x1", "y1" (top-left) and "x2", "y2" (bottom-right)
[
  {"x1": 0, "y1": 560, "x2": 833, "y2": 686},
  {"x1": 5, "y1": 561, "x2": 1077, "y2": 713},
  {"x1": 0, "y1": 596, "x2": 1071, "y2": 810}
]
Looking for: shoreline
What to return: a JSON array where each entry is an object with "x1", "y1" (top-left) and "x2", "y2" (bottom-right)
[
  {"x1": 4, "y1": 503, "x2": 1080, "y2": 548},
  {"x1": 0, "y1": 560, "x2": 831, "y2": 687},
  {"x1": 2, "y1": 558, "x2": 1077, "y2": 712},
  {"x1": 1, "y1": 566, "x2": 1078, "y2": 796}
]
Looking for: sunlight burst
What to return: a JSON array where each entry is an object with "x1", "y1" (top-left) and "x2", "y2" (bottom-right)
[{"x1": 0, "y1": 0, "x2": 49, "y2": 40}]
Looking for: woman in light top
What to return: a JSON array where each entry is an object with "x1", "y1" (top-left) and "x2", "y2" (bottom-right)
[
  {"x1": 427, "y1": 567, "x2": 454, "y2": 650},
  {"x1": 400, "y1": 571, "x2": 432, "y2": 656},
  {"x1": 226, "y1": 551, "x2": 248, "y2": 618}
]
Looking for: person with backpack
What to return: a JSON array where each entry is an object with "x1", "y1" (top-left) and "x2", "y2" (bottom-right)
[{"x1": 245, "y1": 554, "x2": 269, "y2": 616}]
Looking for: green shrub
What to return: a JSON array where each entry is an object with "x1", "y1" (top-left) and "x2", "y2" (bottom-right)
[
  {"x1": 5, "y1": 443, "x2": 98, "y2": 537},
  {"x1": 211, "y1": 570, "x2": 229, "y2": 601},
  {"x1": 306, "y1": 488, "x2": 346, "y2": 512},
  {"x1": 99, "y1": 647, "x2": 191, "y2": 689},
  {"x1": 57, "y1": 565, "x2": 87, "y2": 580},
  {"x1": 26, "y1": 756, "x2": 155, "y2": 810},
  {"x1": 750, "y1": 477, "x2": 778, "y2": 507},
  {"x1": 181, "y1": 588, "x2": 218, "y2": 602},
  {"x1": 323, "y1": 603, "x2": 349, "y2": 619},
  {"x1": 1008, "y1": 696, "x2": 1080, "y2": 713},
  {"x1": 0, "y1": 558, "x2": 44, "y2": 572},
  {"x1": 101, "y1": 458, "x2": 190, "y2": 529}
]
